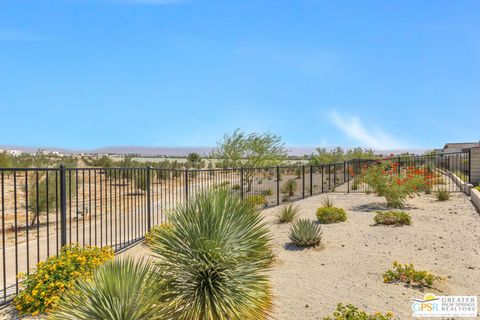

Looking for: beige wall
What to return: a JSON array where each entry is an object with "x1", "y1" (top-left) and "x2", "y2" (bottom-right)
[{"x1": 470, "y1": 147, "x2": 480, "y2": 185}]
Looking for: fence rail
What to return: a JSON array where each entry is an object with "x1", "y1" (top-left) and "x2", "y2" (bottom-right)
[{"x1": 0, "y1": 152, "x2": 471, "y2": 303}]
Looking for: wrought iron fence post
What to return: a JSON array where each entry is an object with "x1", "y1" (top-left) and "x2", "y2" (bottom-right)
[
  {"x1": 309, "y1": 165, "x2": 313, "y2": 196},
  {"x1": 468, "y1": 149, "x2": 472, "y2": 183},
  {"x1": 302, "y1": 165, "x2": 305, "y2": 199},
  {"x1": 240, "y1": 167, "x2": 244, "y2": 200},
  {"x1": 276, "y1": 166, "x2": 280, "y2": 205},
  {"x1": 59, "y1": 165, "x2": 67, "y2": 248},
  {"x1": 185, "y1": 169, "x2": 189, "y2": 204},
  {"x1": 146, "y1": 167, "x2": 151, "y2": 231},
  {"x1": 347, "y1": 161, "x2": 350, "y2": 194}
]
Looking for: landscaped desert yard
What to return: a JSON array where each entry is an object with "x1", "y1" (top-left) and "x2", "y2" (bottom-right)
[{"x1": 119, "y1": 192, "x2": 479, "y2": 320}]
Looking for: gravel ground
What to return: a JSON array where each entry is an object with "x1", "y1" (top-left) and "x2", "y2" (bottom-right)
[{"x1": 2, "y1": 192, "x2": 479, "y2": 319}]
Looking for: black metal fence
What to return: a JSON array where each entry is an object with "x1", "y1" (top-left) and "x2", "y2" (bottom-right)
[{"x1": 0, "y1": 151, "x2": 471, "y2": 303}]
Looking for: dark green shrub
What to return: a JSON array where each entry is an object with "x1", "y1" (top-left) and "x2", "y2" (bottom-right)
[
  {"x1": 289, "y1": 219, "x2": 323, "y2": 247},
  {"x1": 374, "y1": 211, "x2": 411, "y2": 226},
  {"x1": 316, "y1": 207, "x2": 347, "y2": 224}
]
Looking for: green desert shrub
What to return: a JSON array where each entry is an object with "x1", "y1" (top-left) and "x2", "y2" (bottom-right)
[
  {"x1": 149, "y1": 189, "x2": 273, "y2": 319},
  {"x1": 261, "y1": 189, "x2": 273, "y2": 196},
  {"x1": 48, "y1": 258, "x2": 163, "y2": 320},
  {"x1": 316, "y1": 207, "x2": 347, "y2": 224},
  {"x1": 322, "y1": 303, "x2": 394, "y2": 320},
  {"x1": 383, "y1": 262, "x2": 441, "y2": 287},
  {"x1": 435, "y1": 189, "x2": 450, "y2": 201},
  {"x1": 476, "y1": 185, "x2": 480, "y2": 192},
  {"x1": 232, "y1": 184, "x2": 241, "y2": 190},
  {"x1": 275, "y1": 203, "x2": 299, "y2": 223},
  {"x1": 289, "y1": 219, "x2": 323, "y2": 247},
  {"x1": 281, "y1": 178, "x2": 297, "y2": 196},
  {"x1": 374, "y1": 211, "x2": 411, "y2": 226}
]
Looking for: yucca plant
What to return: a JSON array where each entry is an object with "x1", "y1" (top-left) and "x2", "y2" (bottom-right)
[
  {"x1": 48, "y1": 258, "x2": 164, "y2": 320},
  {"x1": 289, "y1": 219, "x2": 323, "y2": 247},
  {"x1": 275, "y1": 203, "x2": 300, "y2": 223},
  {"x1": 149, "y1": 189, "x2": 273, "y2": 320},
  {"x1": 281, "y1": 179, "x2": 297, "y2": 197}
]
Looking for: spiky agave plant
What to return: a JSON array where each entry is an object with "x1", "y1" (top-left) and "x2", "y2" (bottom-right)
[
  {"x1": 289, "y1": 219, "x2": 323, "y2": 247},
  {"x1": 48, "y1": 258, "x2": 164, "y2": 320},
  {"x1": 149, "y1": 189, "x2": 273, "y2": 320}
]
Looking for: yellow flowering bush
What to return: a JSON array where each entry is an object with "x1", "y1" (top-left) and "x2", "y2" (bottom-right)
[
  {"x1": 14, "y1": 244, "x2": 114, "y2": 316},
  {"x1": 144, "y1": 222, "x2": 173, "y2": 247},
  {"x1": 322, "y1": 303, "x2": 394, "y2": 319},
  {"x1": 383, "y1": 261, "x2": 441, "y2": 287}
]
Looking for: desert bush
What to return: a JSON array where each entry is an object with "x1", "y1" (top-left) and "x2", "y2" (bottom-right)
[
  {"x1": 246, "y1": 194, "x2": 267, "y2": 207},
  {"x1": 322, "y1": 303, "x2": 394, "y2": 320},
  {"x1": 144, "y1": 223, "x2": 173, "y2": 247},
  {"x1": 149, "y1": 189, "x2": 272, "y2": 319},
  {"x1": 476, "y1": 185, "x2": 480, "y2": 192},
  {"x1": 289, "y1": 219, "x2": 323, "y2": 247},
  {"x1": 15, "y1": 245, "x2": 114, "y2": 316},
  {"x1": 49, "y1": 258, "x2": 163, "y2": 320},
  {"x1": 435, "y1": 189, "x2": 450, "y2": 201},
  {"x1": 232, "y1": 184, "x2": 241, "y2": 190},
  {"x1": 362, "y1": 161, "x2": 426, "y2": 208},
  {"x1": 316, "y1": 207, "x2": 347, "y2": 224},
  {"x1": 261, "y1": 189, "x2": 273, "y2": 196},
  {"x1": 281, "y1": 178, "x2": 297, "y2": 196},
  {"x1": 281, "y1": 194, "x2": 290, "y2": 203},
  {"x1": 383, "y1": 262, "x2": 441, "y2": 287},
  {"x1": 275, "y1": 203, "x2": 299, "y2": 223},
  {"x1": 374, "y1": 211, "x2": 411, "y2": 226}
]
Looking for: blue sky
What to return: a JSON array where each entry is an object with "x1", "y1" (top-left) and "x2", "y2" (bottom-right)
[{"x1": 0, "y1": 0, "x2": 479, "y2": 150}]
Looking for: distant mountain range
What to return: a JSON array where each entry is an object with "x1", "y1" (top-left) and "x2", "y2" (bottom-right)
[{"x1": 0, "y1": 145, "x2": 429, "y2": 157}]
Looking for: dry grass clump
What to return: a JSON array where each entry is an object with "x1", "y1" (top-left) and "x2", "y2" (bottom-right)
[{"x1": 435, "y1": 189, "x2": 450, "y2": 201}]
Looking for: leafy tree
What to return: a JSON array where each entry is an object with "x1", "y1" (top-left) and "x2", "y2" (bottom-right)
[
  {"x1": 310, "y1": 146, "x2": 376, "y2": 165},
  {"x1": 214, "y1": 129, "x2": 287, "y2": 191},
  {"x1": 186, "y1": 152, "x2": 201, "y2": 163}
]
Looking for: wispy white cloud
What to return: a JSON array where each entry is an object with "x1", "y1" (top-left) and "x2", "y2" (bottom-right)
[
  {"x1": 107, "y1": 0, "x2": 186, "y2": 5},
  {"x1": 329, "y1": 110, "x2": 410, "y2": 150},
  {"x1": 0, "y1": 30, "x2": 49, "y2": 42}
]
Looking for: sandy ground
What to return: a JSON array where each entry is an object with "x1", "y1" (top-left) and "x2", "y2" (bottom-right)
[{"x1": 2, "y1": 192, "x2": 479, "y2": 319}]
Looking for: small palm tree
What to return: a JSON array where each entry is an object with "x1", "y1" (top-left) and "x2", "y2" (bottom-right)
[
  {"x1": 149, "y1": 189, "x2": 273, "y2": 320},
  {"x1": 48, "y1": 258, "x2": 164, "y2": 320}
]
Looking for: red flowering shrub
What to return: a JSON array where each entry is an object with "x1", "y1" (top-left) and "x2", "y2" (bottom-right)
[{"x1": 362, "y1": 161, "x2": 426, "y2": 208}]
